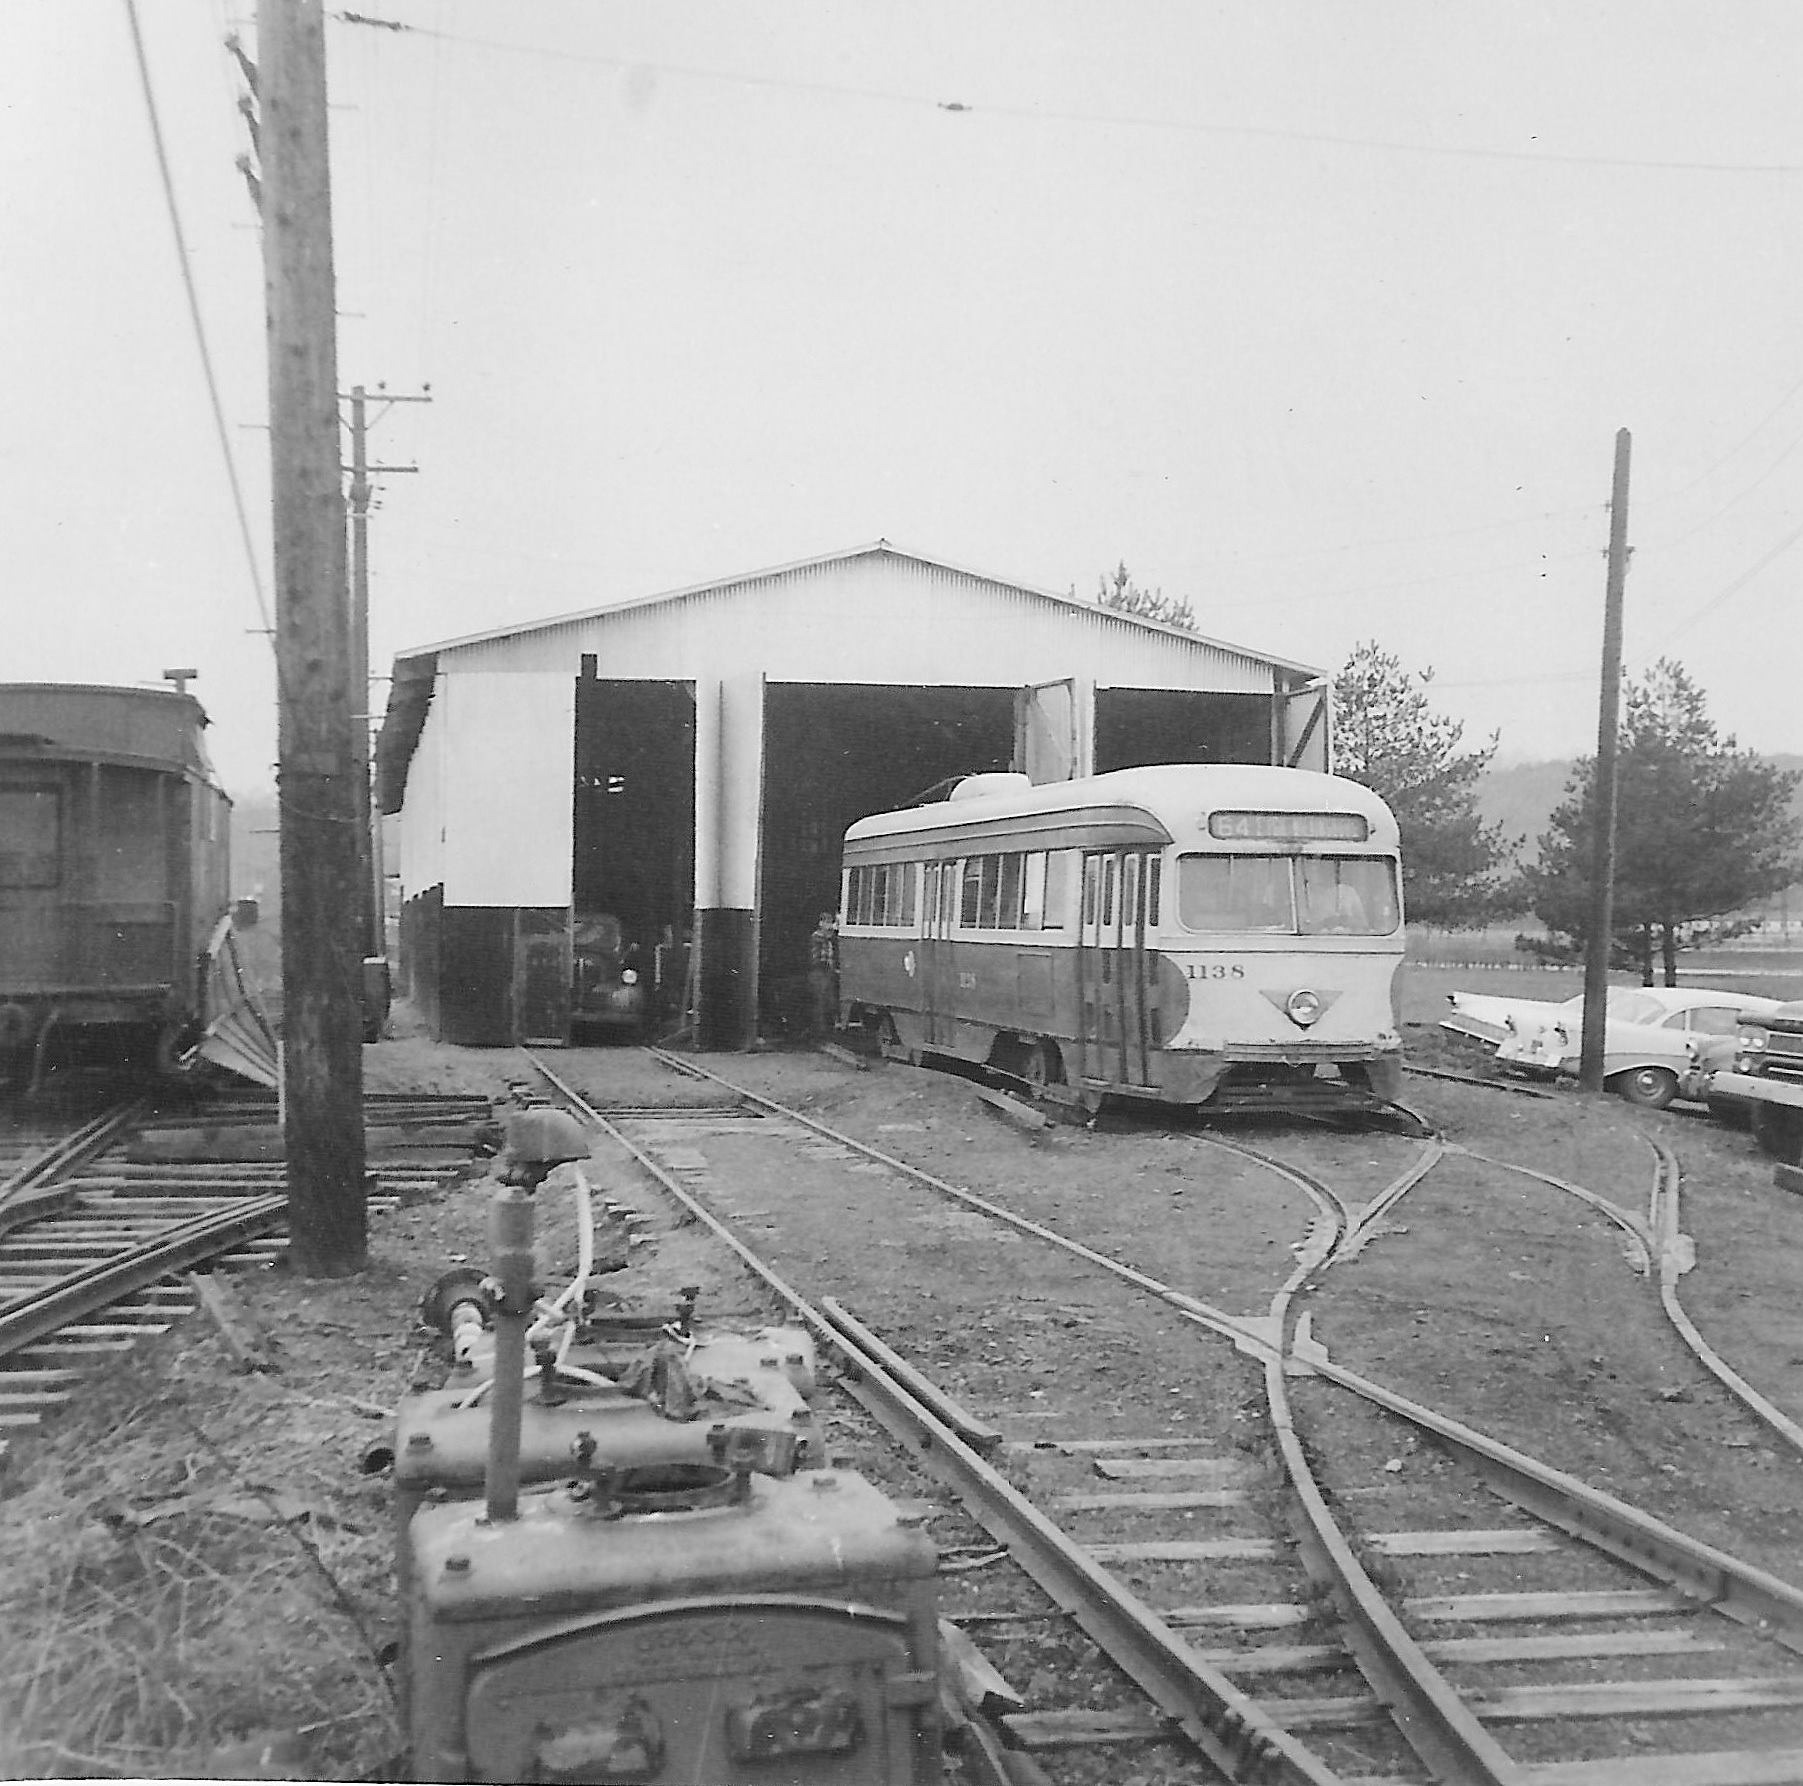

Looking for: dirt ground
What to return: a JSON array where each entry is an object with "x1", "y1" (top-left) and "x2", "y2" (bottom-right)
[{"x1": 4, "y1": 970, "x2": 1802, "y2": 1779}]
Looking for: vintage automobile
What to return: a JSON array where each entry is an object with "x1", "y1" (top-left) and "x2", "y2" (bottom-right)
[
  {"x1": 569, "y1": 912, "x2": 649, "y2": 1041},
  {"x1": 1701, "y1": 1000, "x2": 1803, "y2": 1150},
  {"x1": 1443, "y1": 984, "x2": 1783, "y2": 1108}
]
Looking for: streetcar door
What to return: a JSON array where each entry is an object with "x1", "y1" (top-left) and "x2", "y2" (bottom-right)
[
  {"x1": 920, "y1": 859, "x2": 957, "y2": 1049},
  {"x1": 1119, "y1": 852, "x2": 1152, "y2": 1087},
  {"x1": 1079, "y1": 849, "x2": 1154, "y2": 1088}
]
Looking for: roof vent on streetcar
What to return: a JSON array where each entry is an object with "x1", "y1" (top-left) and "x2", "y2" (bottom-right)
[{"x1": 949, "y1": 772, "x2": 1033, "y2": 802}]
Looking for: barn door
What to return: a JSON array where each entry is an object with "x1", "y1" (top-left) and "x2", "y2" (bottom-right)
[
  {"x1": 1014, "y1": 679, "x2": 1083, "y2": 784},
  {"x1": 1279, "y1": 679, "x2": 1331, "y2": 771}
]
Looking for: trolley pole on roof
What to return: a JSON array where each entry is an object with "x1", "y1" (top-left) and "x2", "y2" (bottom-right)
[
  {"x1": 258, "y1": 0, "x2": 367, "y2": 1272},
  {"x1": 1579, "y1": 429, "x2": 1632, "y2": 1094}
]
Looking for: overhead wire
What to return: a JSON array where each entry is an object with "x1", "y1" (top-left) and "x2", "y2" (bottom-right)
[
  {"x1": 1642, "y1": 516, "x2": 1803, "y2": 656},
  {"x1": 327, "y1": 13, "x2": 1803, "y2": 175},
  {"x1": 121, "y1": 0, "x2": 274, "y2": 651}
]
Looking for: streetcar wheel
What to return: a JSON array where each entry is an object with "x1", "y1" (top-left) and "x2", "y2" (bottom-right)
[
  {"x1": 1609, "y1": 1066, "x2": 1678, "y2": 1110},
  {"x1": 1022, "y1": 1040, "x2": 1063, "y2": 1091},
  {"x1": 1753, "y1": 1101, "x2": 1803, "y2": 1165},
  {"x1": 154, "y1": 1023, "x2": 199, "y2": 1080}
]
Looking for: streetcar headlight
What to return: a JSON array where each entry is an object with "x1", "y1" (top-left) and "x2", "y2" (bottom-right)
[
  {"x1": 619, "y1": 968, "x2": 640, "y2": 986},
  {"x1": 1285, "y1": 988, "x2": 1323, "y2": 1028}
]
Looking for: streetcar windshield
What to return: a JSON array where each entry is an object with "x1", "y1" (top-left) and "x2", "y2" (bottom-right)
[{"x1": 1176, "y1": 854, "x2": 1399, "y2": 936}]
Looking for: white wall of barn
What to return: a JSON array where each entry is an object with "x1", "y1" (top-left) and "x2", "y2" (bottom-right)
[
  {"x1": 397, "y1": 682, "x2": 446, "y2": 898},
  {"x1": 393, "y1": 550, "x2": 1316, "y2": 911},
  {"x1": 433, "y1": 553, "x2": 1287, "y2": 694},
  {"x1": 399, "y1": 670, "x2": 573, "y2": 907}
]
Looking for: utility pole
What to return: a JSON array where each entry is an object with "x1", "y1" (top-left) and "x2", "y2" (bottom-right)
[
  {"x1": 1579, "y1": 429, "x2": 1632, "y2": 1093},
  {"x1": 257, "y1": 0, "x2": 366, "y2": 1272},
  {"x1": 343, "y1": 384, "x2": 426, "y2": 960}
]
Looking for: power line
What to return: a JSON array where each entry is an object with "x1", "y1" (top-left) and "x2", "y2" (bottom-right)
[
  {"x1": 121, "y1": 0, "x2": 274, "y2": 647},
  {"x1": 1645, "y1": 515, "x2": 1803, "y2": 655},
  {"x1": 330, "y1": 10, "x2": 1803, "y2": 175}
]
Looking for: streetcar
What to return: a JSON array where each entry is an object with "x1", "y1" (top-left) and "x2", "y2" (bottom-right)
[
  {"x1": 837, "y1": 763, "x2": 1406, "y2": 1114},
  {"x1": 0, "y1": 682, "x2": 234, "y2": 1092}
]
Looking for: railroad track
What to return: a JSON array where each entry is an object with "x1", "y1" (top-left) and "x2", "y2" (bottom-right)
[
  {"x1": 523, "y1": 1046, "x2": 1803, "y2": 1784},
  {"x1": 0, "y1": 1092, "x2": 495, "y2": 1460}
]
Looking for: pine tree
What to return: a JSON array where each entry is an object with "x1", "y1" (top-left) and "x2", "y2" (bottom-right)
[
  {"x1": 1524, "y1": 660, "x2": 1802, "y2": 983},
  {"x1": 1331, "y1": 641, "x2": 1515, "y2": 928},
  {"x1": 1092, "y1": 561, "x2": 1198, "y2": 632}
]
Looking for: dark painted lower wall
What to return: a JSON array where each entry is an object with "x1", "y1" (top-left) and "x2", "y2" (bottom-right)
[
  {"x1": 438, "y1": 907, "x2": 518, "y2": 1045},
  {"x1": 398, "y1": 897, "x2": 570, "y2": 1045},
  {"x1": 399, "y1": 884, "x2": 444, "y2": 1032},
  {"x1": 695, "y1": 907, "x2": 756, "y2": 1051}
]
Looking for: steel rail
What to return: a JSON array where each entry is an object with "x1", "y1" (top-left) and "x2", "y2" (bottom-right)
[
  {"x1": 1451, "y1": 1136, "x2": 1803, "y2": 1454},
  {"x1": 0, "y1": 1192, "x2": 285, "y2": 1363},
  {"x1": 619, "y1": 1050, "x2": 1803, "y2": 1774},
  {"x1": 1290, "y1": 1332, "x2": 1803, "y2": 1655},
  {"x1": 1241, "y1": 1159, "x2": 1526, "y2": 1785},
  {"x1": 1, "y1": 1099, "x2": 144, "y2": 1208},
  {"x1": 1446, "y1": 1143, "x2": 1655, "y2": 1266},
  {"x1": 1404, "y1": 1061, "x2": 1557, "y2": 1100},
  {"x1": 638, "y1": 1048, "x2": 1279, "y2": 1360},
  {"x1": 527, "y1": 1052, "x2": 1347, "y2": 1786},
  {"x1": 1643, "y1": 1134, "x2": 1803, "y2": 1458},
  {"x1": 1190, "y1": 1128, "x2": 1450, "y2": 1267}
]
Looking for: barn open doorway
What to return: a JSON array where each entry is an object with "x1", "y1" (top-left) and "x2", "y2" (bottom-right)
[
  {"x1": 572, "y1": 668, "x2": 696, "y2": 1037},
  {"x1": 758, "y1": 682, "x2": 1014, "y2": 1033},
  {"x1": 1095, "y1": 688, "x2": 1272, "y2": 771}
]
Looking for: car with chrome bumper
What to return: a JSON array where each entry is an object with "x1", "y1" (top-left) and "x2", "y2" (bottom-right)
[
  {"x1": 1444, "y1": 985, "x2": 1782, "y2": 1109},
  {"x1": 1703, "y1": 1000, "x2": 1803, "y2": 1160}
]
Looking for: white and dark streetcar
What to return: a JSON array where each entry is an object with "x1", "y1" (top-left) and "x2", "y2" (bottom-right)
[{"x1": 837, "y1": 763, "x2": 1406, "y2": 1114}]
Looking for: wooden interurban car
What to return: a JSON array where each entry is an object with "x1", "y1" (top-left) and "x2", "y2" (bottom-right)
[{"x1": 0, "y1": 682, "x2": 233, "y2": 1088}]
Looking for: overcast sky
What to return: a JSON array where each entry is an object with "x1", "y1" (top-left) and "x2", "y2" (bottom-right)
[{"x1": 6, "y1": 2, "x2": 1802, "y2": 797}]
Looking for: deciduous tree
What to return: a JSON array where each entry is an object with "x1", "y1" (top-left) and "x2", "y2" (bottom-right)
[
  {"x1": 1523, "y1": 660, "x2": 1802, "y2": 983},
  {"x1": 1332, "y1": 641, "x2": 1515, "y2": 928}
]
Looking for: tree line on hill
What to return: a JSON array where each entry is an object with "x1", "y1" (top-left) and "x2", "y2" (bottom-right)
[{"x1": 1092, "y1": 572, "x2": 1801, "y2": 985}]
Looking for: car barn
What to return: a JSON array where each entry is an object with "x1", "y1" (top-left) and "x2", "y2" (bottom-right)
[{"x1": 373, "y1": 542, "x2": 1329, "y2": 1050}]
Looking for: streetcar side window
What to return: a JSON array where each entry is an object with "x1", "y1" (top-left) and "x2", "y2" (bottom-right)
[
  {"x1": 1044, "y1": 851, "x2": 1073, "y2": 929},
  {"x1": 857, "y1": 867, "x2": 877, "y2": 925},
  {"x1": 976, "y1": 855, "x2": 1002, "y2": 927},
  {"x1": 841, "y1": 866, "x2": 856, "y2": 924},
  {"x1": 1082, "y1": 856, "x2": 1099, "y2": 926},
  {"x1": 1145, "y1": 856, "x2": 1161, "y2": 928},
  {"x1": 899, "y1": 861, "x2": 918, "y2": 926},
  {"x1": 941, "y1": 860, "x2": 960, "y2": 929},
  {"x1": 1101, "y1": 856, "x2": 1117, "y2": 928},
  {"x1": 1021, "y1": 852, "x2": 1047, "y2": 929},
  {"x1": 960, "y1": 857, "x2": 983, "y2": 927},
  {"x1": 1177, "y1": 855, "x2": 1293, "y2": 932},
  {"x1": 996, "y1": 853, "x2": 1024, "y2": 929}
]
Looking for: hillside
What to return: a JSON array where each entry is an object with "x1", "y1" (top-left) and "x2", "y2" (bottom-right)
[{"x1": 1479, "y1": 753, "x2": 1803, "y2": 866}]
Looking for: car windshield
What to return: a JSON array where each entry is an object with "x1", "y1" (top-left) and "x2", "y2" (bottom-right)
[{"x1": 1177, "y1": 854, "x2": 1399, "y2": 936}]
